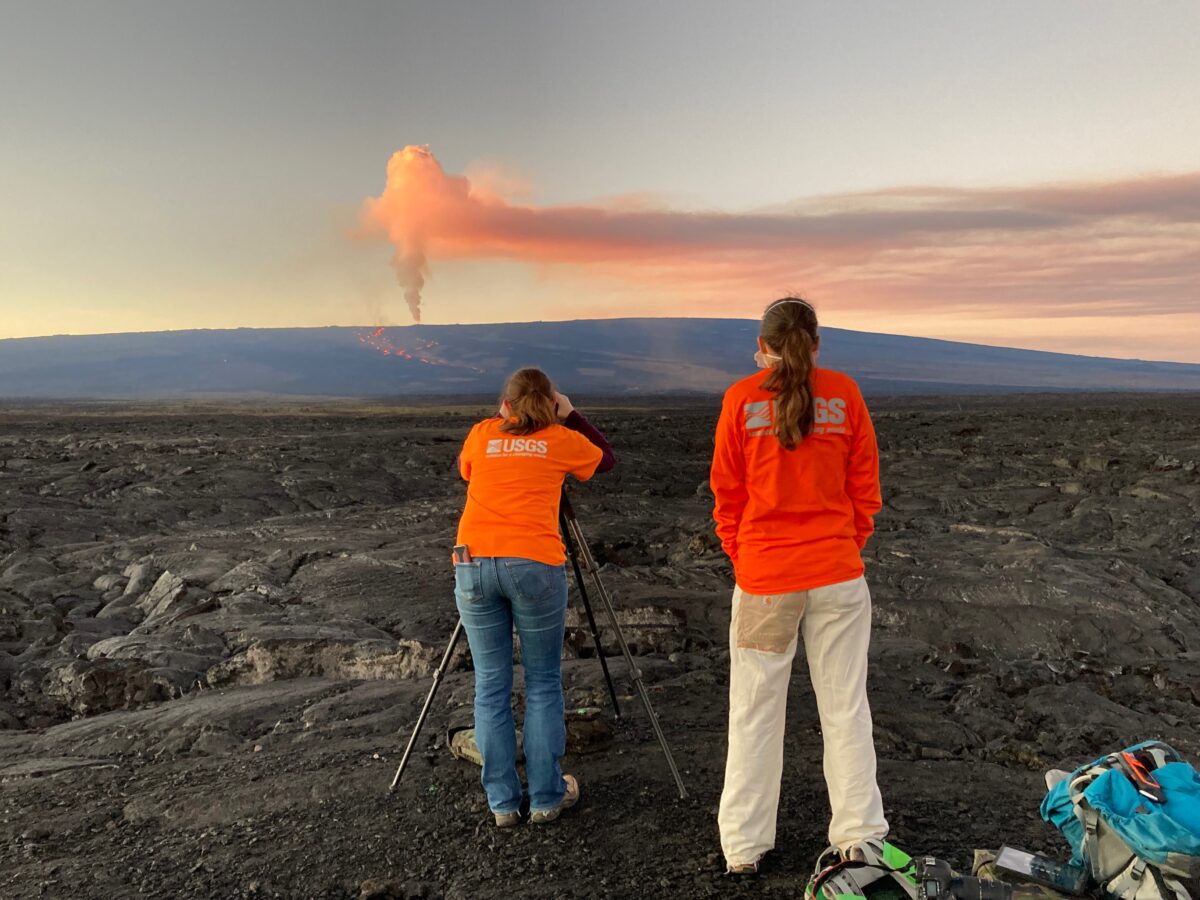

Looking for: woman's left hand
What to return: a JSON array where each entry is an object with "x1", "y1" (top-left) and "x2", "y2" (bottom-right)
[{"x1": 554, "y1": 391, "x2": 575, "y2": 420}]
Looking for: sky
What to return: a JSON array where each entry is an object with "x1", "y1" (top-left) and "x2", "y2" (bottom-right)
[{"x1": 1, "y1": 1, "x2": 1198, "y2": 361}]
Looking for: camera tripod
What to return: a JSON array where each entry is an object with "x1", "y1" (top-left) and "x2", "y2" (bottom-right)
[{"x1": 388, "y1": 489, "x2": 688, "y2": 799}]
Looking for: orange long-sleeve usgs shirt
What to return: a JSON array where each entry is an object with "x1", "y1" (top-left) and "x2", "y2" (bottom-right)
[{"x1": 710, "y1": 367, "x2": 882, "y2": 595}]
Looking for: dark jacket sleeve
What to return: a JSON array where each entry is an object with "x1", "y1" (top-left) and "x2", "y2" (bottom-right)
[{"x1": 563, "y1": 410, "x2": 616, "y2": 473}]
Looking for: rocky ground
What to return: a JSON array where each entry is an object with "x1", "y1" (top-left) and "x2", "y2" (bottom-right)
[{"x1": 1, "y1": 395, "x2": 1198, "y2": 899}]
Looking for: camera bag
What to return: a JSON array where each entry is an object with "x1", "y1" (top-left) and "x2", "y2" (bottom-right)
[
  {"x1": 1041, "y1": 741, "x2": 1200, "y2": 900},
  {"x1": 806, "y1": 841, "x2": 920, "y2": 900}
]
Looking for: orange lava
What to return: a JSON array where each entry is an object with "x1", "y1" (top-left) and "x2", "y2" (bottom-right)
[{"x1": 356, "y1": 327, "x2": 477, "y2": 370}]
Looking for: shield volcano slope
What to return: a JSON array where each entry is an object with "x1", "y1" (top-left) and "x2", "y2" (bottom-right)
[{"x1": 3, "y1": 320, "x2": 1200, "y2": 397}]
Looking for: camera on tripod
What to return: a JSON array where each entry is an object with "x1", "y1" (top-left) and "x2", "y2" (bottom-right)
[
  {"x1": 917, "y1": 857, "x2": 1012, "y2": 900},
  {"x1": 389, "y1": 487, "x2": 688, "y2": 799}
]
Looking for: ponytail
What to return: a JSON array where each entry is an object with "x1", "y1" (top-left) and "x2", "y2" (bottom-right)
[
  {"x1": 760, "y1": 298, "x2": 818, "y2": 449},
  {"x1": 499, "y1": 367, "x2": 558, "y2": 436}
]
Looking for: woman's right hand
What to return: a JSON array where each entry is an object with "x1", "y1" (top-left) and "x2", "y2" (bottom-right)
[{"x1": 554, "y1": 391, "x2": 575, "y2": 420}]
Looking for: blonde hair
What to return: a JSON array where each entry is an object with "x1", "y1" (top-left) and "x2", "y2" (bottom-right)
[
  {"x1": 760, "y1": 298, "x2": 818, "y2": 449},
  {"x1": 499, "y1": 367, "x2": 557, "y2": 435}
]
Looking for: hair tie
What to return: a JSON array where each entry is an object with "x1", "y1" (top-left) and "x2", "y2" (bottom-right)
[{"x1": 767, "y1": 298, "x2": 814, "y2": 313}]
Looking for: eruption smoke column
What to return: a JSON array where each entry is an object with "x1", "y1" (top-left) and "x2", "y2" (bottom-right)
[
  {"x1": 360, "y1": 145, "x2": 472, "y2": 322},
  {"x1": 393, "y1": 248, "x2": 427, "y2": 322}
]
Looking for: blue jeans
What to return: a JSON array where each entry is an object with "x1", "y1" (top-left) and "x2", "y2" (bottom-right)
[{"x1": 454, "y1": 557, "x2": 569, "y2": 814}]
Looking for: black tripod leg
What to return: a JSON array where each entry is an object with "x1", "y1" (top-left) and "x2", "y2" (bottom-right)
[
  {"x1": 389, "y1": 618, "x2": 464, "y2": 792},
  {"x1": 561, "y1": 509, "x2": 622, "y2": 719},
  {"x1": 561, "y1": 501, "x2": 689, "y2": 800}
]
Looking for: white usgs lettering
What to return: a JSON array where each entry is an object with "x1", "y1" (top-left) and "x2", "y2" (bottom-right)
[
  {"x1": 814, "y1": 397, "x2": 846, "y2": 425},
  {"x1": 745, "y1": 396, "x2": 848, "y2": 437},
  {"x1": 487, "y1": 438, "x2": 549, "y2": 455}
]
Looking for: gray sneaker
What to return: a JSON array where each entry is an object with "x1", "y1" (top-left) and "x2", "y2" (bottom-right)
[
  {"x1": 529, "y1": 775, "x2": 580, "y2": 824},
  {"x1": 494, "y1": 810, "x2": 521, "y2": 828}
]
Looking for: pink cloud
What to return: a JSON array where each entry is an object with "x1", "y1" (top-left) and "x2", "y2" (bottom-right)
[{"x1": 359, "y1": 145, "x2": 1200, "y2": 331}]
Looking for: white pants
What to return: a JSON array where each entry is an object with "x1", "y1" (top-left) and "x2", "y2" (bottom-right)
[{"x1": 718, "y1": 575, "x2": 888, "y2": 866}]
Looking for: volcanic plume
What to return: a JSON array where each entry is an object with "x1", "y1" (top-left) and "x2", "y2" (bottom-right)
[
  {"x1": 359, "y1": 146, "x2": 1200, "y2": 342},
  {"x1": 358, "y1": 146, "x2": 451, "y2": 322}
]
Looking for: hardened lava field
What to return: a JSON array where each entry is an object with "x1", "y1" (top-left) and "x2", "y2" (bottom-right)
[{"x1": 1, "y1": 394, "x2": 1199, "y2": 899}]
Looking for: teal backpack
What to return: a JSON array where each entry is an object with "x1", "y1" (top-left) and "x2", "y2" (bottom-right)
[{"x1": 1041, "y1": 741, "x2": 1200, "y2": 900}]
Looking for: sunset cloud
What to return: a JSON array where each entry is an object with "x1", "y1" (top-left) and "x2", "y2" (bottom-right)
[{"x1": 360, "y1": 145, "x2": 1200, "y2": 328}]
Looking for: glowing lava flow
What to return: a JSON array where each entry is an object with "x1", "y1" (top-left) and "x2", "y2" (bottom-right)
[
  {"x1": 357, "y1": 327, "x2": 483, "y2": 373},
  {"x1": 357, "y1": 326, "x2": 448, "y2": 363}
]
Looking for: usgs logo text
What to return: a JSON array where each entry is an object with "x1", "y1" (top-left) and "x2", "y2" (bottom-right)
[
  {"x1": 814, "y1": 397, "x2": 846, "y2": 425},
  {"x1": 487, "y1": 438, "x2": 549, "y2": 455},
  {"x1": 745, "y1": 396, "x2": 847, "y2": 431}
]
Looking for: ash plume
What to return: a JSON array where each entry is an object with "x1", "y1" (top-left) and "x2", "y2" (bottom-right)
[
  {"x1": 359, "y1": 145, "x2": 1200, "y2": 332},
  {"x1": 359, "y1": 145, "x2": 465, "y2": 323},
  {"x1": 392, "y1": 248, "x2": 427, "y2": 323}
]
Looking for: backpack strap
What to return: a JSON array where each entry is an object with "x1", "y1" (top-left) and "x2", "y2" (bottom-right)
[
  {"x1": 813, "y1": 845, "x2": 844, "y2": 876},
  {"x1": 810, "y1": 859, "x2": 864, "y2": 900},
  {"x1": 811, "y1": 845, "x2": 915, "y2": 878},
  {"x1": 1104, "y1": 858, "x2": 1146, "y2": 900},
  {"x1": 1130, "y1": 859, "x2": 1147, "y2": 887},
  {"x1": 1081, "y1": 802, "x2": 1107, "y2": 883},
  {"x1": 809, "y1": 854, "x2": 914, "y2": 900},
  {"x1": 816, "y1": 864, "x2": 916, "y2": 900},
  {"x1": 1102, "y1": 856, "x2": 1185, "y2": 900},
  {"x1": 1147, "y1": 865, "x2": 1181, "y2": 900},
  {"x1": 1139, "y1": 742, "x2": 1182, "y2": 769}
]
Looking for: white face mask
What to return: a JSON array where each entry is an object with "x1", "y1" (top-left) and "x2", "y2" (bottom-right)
[{"x1": 754, "y1": 349, "x2": 781, "y2": 369}]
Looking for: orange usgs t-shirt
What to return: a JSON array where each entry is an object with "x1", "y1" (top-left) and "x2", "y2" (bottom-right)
[
  {"x1": 710, "y1": 367, "x2": 882, "y2": 595},
  {"x1": 456, "y1": 418, "x2": 604, "y2": 565}
]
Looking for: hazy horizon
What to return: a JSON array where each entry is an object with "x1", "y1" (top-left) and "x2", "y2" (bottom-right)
[{"x1": 2, "y1": 2, "x2": 1198, "y2": 361}]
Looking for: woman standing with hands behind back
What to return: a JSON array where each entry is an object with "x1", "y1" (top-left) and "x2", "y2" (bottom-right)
[
  {"x1": 710, "y1": 298, "x2": 888, "y2": 874},
  {"x1": 454, "y1": 368, "x2": 615, "y2": 827}
]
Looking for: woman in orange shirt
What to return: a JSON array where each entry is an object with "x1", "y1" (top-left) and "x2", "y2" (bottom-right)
[
  {"x1": 710, "y1": 298, "x2": 887, "y2": 874},
  {"x1": 455, "y1": 367, "x2": 614, "y2": 827}
]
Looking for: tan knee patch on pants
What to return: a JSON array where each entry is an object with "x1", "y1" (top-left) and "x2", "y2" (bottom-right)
[{"x1": 735, "y1": 591, "x2": 806, "y2": 653}]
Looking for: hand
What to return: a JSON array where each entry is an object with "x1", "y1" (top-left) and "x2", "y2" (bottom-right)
[{"x1": 553, "y1": 391, "x2": 575, "y2": 420}]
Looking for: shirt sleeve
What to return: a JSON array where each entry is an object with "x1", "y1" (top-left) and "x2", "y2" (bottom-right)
[
  {"x1": 710, "y1": 389, "x2": 748, "y2": 563},
  {"x1": 845, "y1": 384, "x2": 882, "y2": 549},
  {"x1": 560, "y1": 428, "x2": 604, "y2": 481},
  {"x1": 562, "y1": 410, "x2": 616, "y2": 473},
  {"x1": 458, "y1": 426, "x2": 477, "y2": 481}
]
